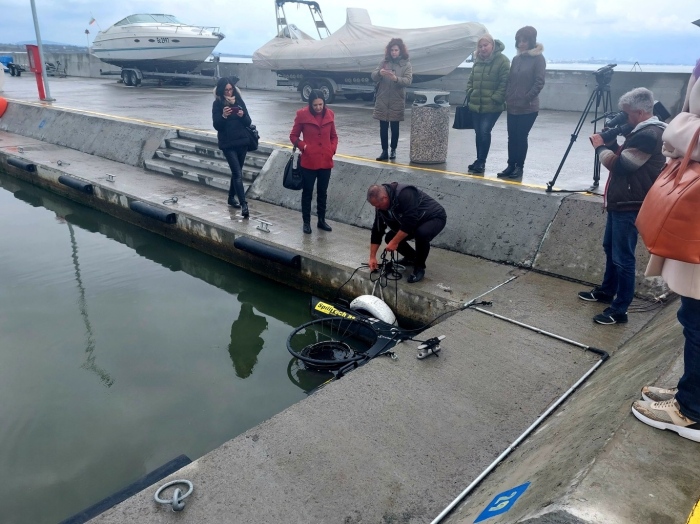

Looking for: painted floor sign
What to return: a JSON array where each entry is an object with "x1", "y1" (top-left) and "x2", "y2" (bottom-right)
[{"x1": 474, "y1": 482, "x2": 530, "y2": 523}]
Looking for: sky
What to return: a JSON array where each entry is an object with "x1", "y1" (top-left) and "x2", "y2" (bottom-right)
[{"x1": 0, "y1": 0, "x2": 698, "y2": 64}]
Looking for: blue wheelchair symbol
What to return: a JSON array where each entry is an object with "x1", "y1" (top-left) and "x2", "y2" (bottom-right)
[{"x1": 474, "y1": 482, "x2": 530, "y2": 523}]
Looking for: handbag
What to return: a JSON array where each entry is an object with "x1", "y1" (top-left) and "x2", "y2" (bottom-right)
[
  {"x1": 283, "y1": 145, "x2": 303, "y2": 191},
  {"x1": 245, "y1": 124, "x2": 259, "y2": 152},
  {"x1": 636, "y1": 125, "x2": 700, "y2": 263},
  {"x1": 452, "y1": 93, "x2": 474, "y2": 130}
]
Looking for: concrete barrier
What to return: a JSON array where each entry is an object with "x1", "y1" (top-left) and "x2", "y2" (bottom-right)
[{"x1": 0, "y1": 102, "x2": 174, "y2": 167}]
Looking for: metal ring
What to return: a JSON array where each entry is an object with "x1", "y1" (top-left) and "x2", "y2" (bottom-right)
[{"x1": 154, "y1": 480, "x2": 193, "y2": 508}]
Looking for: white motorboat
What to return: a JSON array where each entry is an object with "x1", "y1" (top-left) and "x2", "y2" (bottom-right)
[
  {"x1": 253, "y1": 3, "x2": 486, "y2": 83},
  {"x1": 91, "y1": 14, "x2": 225, "y2": 74}
]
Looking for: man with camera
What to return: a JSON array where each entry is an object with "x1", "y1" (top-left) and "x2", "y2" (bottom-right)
[{"x1": 579, "y1": 87, "x2": 667, "y2": 325}]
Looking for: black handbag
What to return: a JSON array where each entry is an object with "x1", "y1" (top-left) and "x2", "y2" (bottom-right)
[
  {"x1": 245, "y1": 124, "x2": 259, "y2": 152},
  {"x1": 452, "y1": 94, "x2": 474, "y2": 130},
  {"x1": 283, "y1": 146, "x2": 303, "y2": 191}
]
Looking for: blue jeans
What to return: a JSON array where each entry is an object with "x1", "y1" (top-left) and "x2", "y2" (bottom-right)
[
  {"x1": 472, "y1": 112, "x2": 501, "y2": 163},
  {"x1": 676, "y1": 296, "x2": 700, "y2": 421},
  {"x1": 599, "y1": 210, "x2": 638, "y2": 314}
]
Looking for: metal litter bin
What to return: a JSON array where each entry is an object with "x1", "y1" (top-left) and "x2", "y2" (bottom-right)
[{"x1": 409, "y1": 90, "x2": 450, "y2": 164}]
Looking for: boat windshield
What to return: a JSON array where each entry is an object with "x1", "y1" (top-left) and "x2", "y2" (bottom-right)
[{"x1": 114, "y1": 14, "x2": 182, "y2": 26}]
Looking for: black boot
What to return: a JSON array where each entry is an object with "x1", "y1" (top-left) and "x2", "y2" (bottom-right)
[
  {"x1": 468, "y1": 160, "x2": 485, "y2": 174},
  {"x1": 317, "y1": 219, "x2": 332, "y2": 231},
  {"x1": 228, "y1": 196, "x2": 241, "y2": 208},
  {"x1": 303, "y1": 222, "x2": 312, "y2": 234},
  {"x1": 504, "y1": 166, "x2": 523, "y2": 179},
  {"x1": 497, "y1": 164, "x2": 516, "y2": 178},
  {"x1": 389, "y1": 148, "x2": 396, "y2": 160},
  {"x1": 376, "y1": 149, "x2": 389, "y2": 161},
  {"x1": 241, "y1": 203, "x2": 249, "y2": 217}
]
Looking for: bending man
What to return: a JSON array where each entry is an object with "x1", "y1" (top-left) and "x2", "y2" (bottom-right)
[{"x1": 367, "y1": 183, "x2": 447, "y2": 283}]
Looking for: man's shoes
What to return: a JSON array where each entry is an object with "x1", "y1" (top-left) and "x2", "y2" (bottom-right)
[
  {"x1": 578, "y1": 287, "x2": 614, "y2": 303},
  {"x1": 228, "y1": 196, "x2": 241, "y2": 208},
  {"x1": 241, "y1": 203, "x2": 249, "y2": 218},
  {"x1": 502, "y1": 166, "x2": 523, "y2": 179},
  {"x1": 407, "y1": 269, "x2": 425, "y2": 283},
  {"x1": 632, "y1": 399, "x2": 700, "y2": 442},
  {"x1": 593, "y1": 307, "x2": 628, "y2": 325},
  {"x1": 389, "y1": 148, "x2": 396, "y2": 159},
  {"x1": 497, "y1": 164, "x2": 516, "y2": 178},
  {"x1": 376, "y1": 149, "x2": 389, "y2": 161},
  {"x1": 303, "y1": 222, "x2": 312, "y2": 234},
  {"x1": 468, "y1": 161, "x2": 485, "y2": 174},
  {"x1": 642, "y1": 385, "x2": 678, "y2": 403},
  {"x1": 317, "y1": 220, "x2": 332, "y2": 231}
]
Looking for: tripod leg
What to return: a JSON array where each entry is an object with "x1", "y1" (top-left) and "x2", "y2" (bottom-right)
[
  {"x1": 546, "y1": 89, "x2": 599, "y2": 191},
  {"x1": 592, "y1": 89, "x2": 613, "y2": 188}
]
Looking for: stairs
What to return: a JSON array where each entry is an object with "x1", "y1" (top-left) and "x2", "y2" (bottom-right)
[{"x1": 144, "y1": 129, "x2": 273, "y2": 193}]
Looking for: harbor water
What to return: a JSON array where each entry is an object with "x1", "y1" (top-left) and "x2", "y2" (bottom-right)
[{"x1": 0, "y1": 174, "x2": 326, "y2": 524}]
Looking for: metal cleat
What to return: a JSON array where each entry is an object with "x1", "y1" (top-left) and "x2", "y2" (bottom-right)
[
  {"x1": 256, "y1": 219, "x2": 272, "y2": 232},
  {"x1": 417, "y1": 335, "x2": 445, "y2": 360}
]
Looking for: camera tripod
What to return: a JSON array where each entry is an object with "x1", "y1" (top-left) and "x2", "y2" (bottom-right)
[{"x1": 546, "y1": 82, "x2": 614, "y2": 192}]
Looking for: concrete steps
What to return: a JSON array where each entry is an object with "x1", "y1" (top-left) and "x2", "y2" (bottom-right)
[{"x1": 145, "y1": 129, "x2": 273, "y2": 192}]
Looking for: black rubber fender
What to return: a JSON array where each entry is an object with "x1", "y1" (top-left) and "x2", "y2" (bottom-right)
[
  {"x1": 58, "y1": 175, "x2": 94, "y2": 194},
  {"x1": 7, "y1": 157, "x2": 36, "y2": 172},
  {"x1": 129, "y1": 201, "x2": 177, "y2": 224},
  {"x1": 234, "y1": 236, "x2": 301, "y2": 269}
]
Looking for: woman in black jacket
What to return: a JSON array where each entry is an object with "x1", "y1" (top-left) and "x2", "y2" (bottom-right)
[{"x1": 212, "y1": 77, "x2": 252, "y2": 217}]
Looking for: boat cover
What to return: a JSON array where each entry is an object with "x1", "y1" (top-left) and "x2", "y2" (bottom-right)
[{"x1": 253, "y1": 8, "x2": 487, "y2": 77}]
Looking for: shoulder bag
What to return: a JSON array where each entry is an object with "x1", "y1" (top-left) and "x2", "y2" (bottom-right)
[
  {"x1": 283, "y1": 145, "x2": 303, "y2": 191},
  {"x1": 636, "y1": 125, "x2": 700, "y2": 263},
  {"x1": 452, "y1": 93, "x2": 474, "y2": 130},
  {"x1": 245, "y1": 124, "x2": 259, "y2": 152}
]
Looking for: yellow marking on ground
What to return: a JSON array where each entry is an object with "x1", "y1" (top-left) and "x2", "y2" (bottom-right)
[
  {"x1": 687, "y1": 500, "x2": 700, "y2": 524},
  {"x1": 6, "y1": 98, "x2": 601, "y2": 196}
]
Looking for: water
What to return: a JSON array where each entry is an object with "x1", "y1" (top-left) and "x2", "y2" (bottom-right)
[{"x1": 0, "y1": 174, "x2": 327, "y2": 524}]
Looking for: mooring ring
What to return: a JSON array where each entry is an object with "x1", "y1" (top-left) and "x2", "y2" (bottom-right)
[{"x1": 154, "y1": 479, "x2": 193, "y2": 510}]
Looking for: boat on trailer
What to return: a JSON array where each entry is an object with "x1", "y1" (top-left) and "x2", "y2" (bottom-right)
[
  {"x1": 91, "y1": 14, "x2": 225, "y2": 74},
  {"x1": 253, "y1": 1, "x2": 487, "y2": 102}
]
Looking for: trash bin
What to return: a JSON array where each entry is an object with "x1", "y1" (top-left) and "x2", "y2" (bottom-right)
[{"x1": 409, "y1": 90, "x2": 450, "y2": 164}]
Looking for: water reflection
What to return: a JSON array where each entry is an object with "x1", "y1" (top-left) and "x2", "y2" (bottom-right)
[{"x1": 228, "y1": 303, "x2": 267, "y2": 379}]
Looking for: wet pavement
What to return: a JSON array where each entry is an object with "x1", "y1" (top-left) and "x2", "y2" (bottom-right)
[{"x1": 1, "y1": 75, "x2": 606, "y2": 191}]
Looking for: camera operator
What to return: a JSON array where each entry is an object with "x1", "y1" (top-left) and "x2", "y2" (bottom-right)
[{"x1": 579, "y1": 87, "x2": 667, "y2": 325}]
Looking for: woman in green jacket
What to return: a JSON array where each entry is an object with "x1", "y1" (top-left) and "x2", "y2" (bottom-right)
[{"x1": 465, "y1": 34, "x2": 510, "y2": 174}]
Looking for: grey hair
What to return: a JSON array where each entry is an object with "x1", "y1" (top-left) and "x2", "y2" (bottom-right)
[
  {"x1": 366, "y1": 184, "x2": 387, "y2": 202},
  {"x1": 618, "y1": 87, "x2": 654, "y2": 114}
]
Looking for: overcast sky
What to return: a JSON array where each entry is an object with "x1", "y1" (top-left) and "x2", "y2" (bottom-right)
[{"x1": 0, "y1": 0, "x2": 698, "y2": 64}]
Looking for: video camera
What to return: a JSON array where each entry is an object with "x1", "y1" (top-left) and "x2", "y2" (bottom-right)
[
  {"x1": 596, "y1": 99, "x2": 671, "y2": 143},
  {"x1": 594, "y1": 64, "x2": 617, "y2": 87}
]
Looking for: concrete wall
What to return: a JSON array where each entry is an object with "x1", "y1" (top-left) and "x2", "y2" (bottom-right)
[
  {"x1": 4, "y1": 52, "x2": 690, "y2": 114},
  {"x1": 0, "y1": 102, "x2": 174, "y2": 167}
]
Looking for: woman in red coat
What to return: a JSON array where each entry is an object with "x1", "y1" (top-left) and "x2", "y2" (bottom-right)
[{"x1": 289, "y1": 90, "x2": 338, "y2": 234}]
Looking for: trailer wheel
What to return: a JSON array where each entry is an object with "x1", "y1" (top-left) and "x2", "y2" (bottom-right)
[
  {"x1": 300, "y1": 81, "x2": 314, "y2": 102},
  {"x1": 121, "y1": 71, "x2": 132, "y2": 86},
  {"x1": 361, "y1": 92, "x2": 374, "y2": 102},
  {"x1": 318, "y1": 79, "x2": 335, "y2": 104},
  {"x1": 10, "y1": 66, "x2": 16, "y2": 77}
]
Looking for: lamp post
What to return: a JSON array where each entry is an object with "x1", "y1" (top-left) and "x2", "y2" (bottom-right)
[{"x1": 29, "y1": 0, "x2": 55, "y2": 101}]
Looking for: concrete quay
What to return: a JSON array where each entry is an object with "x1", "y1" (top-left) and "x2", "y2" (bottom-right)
[{"x1": 1, "y1": 98, "x2": 698, "y2": 524}]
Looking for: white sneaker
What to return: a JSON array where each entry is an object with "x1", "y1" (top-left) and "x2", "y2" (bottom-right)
[{"x1": 632, "y1": 399, "x2": 700, "y2": 442}]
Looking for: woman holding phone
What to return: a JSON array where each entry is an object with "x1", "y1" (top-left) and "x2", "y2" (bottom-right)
[
  {"x1": 371, "y1": 38, "x2": 413, "y2": 161},
  {"x1": 212, "y1": 76, "x2": 252, "y2": 217},
  {"x1": 290, "y1": 89, "x2": 338, "y2": 234}
]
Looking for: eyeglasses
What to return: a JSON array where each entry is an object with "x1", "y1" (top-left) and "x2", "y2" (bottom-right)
[{"x1": 224, "y1": 87, "x2": 234, "y2": 93}]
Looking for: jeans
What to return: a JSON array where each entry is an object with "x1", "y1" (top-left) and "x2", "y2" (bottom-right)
[
  {"x1": 222, "y1": 147, "x2": 248, "y2": 205},
  {"x1": 506, "y1": 112, "x2": 538, "y2": 167},
  {"x1": 384, "y1": 216, "x2": 446, "y2": 270},
  {"x1": 599, "y1": 210, "x2": 639, "y2": 315},
  {"x1": 379, "y1": 120, "x2": 400, "y2": 150},
  {"x1": 676, "y1": 296, "x2": 700, "y2": 421},
  {"x1": 472, "y1": 112, "x2": 502, "y2": 163},
  {"x1": 301, "y1": 166, "x2": 331, "y2": 224}
]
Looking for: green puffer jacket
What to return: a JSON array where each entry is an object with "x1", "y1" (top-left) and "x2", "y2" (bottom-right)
[{"x1": 466, "y1": 40, "x2": 510, "y2": 114}]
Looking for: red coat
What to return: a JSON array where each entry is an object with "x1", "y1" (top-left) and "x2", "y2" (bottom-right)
[{"x1": 289, "y1": 107, "x2": 338, "y2": 170}]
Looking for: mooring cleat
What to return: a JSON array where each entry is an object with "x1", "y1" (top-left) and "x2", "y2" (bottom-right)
[{"x1": 416, "y1": 335, "x2": 445, "y2": 360}]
